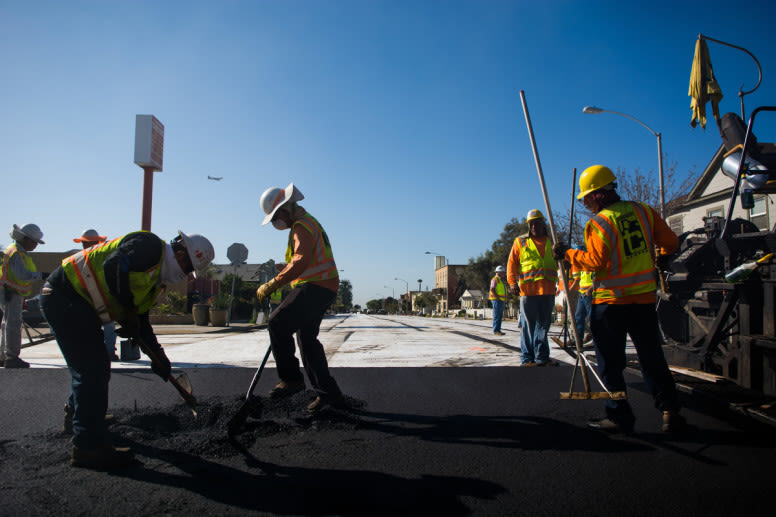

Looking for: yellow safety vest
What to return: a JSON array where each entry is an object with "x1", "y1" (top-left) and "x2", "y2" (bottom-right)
[
  {"x1": 587, "y1": 201, "x2": 657, "y2": 302},
  {"x1": 285, "y1": 213, "x2": 338, "y2": 288},
  {"x1": 515, "y1": 237, "x2": 558, "y2": 288},
  {"x1": 572, "y1": 269, "x2": 594, "y2": 293},
  {"x1": 489, "y1": 275, "x2": 507, "y2": 301},
  {"x1": 0, "y1": 243, "x2": 37, "y2": 296},
  {"x1": 62, "y1": 231, "x2": 164, "y2": 323}
]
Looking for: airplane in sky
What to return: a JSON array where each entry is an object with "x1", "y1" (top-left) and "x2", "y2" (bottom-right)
[{"x1": 207, "y1": 175, "x2": 223, "y2": 181}]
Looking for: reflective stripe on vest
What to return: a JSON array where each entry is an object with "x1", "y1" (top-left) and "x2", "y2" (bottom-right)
[
  {"x1": 588, "y1": 201, "x2": 657, "y2": 302},
  {"x1": 285, "y1": 213, "x2": 338, "y2": 288},
  {"x1": 0, "y1": 244, "x2": 37, "y2": 296},
  {"x1": 489, "y1": 275, "x2": 507, "y2": 301},
  {"x1": 515, "y1": 237, "x2": 557, "y2": 287},
  {"x1": 63, "y1": 232, "x2": 164, "y2": 323}
]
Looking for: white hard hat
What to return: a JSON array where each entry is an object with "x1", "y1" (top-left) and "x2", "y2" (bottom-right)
[
  {"x1": 10, "y1": 223, "x2": 45, "y2": 244},
  {"x1": 260, "y1": 183, "x2": 304, "y2": 225},
  {"x1": 526, "y1": 209, "x2": 544, "y2": 222},
  {"x1": 178, "y1": 230, "x2": 215, "y2": 277},
  {"x1": 73, "y1": 228, "x2": 106, "y2": 243},
  {"x1": 495, "y1": 265, "x2": 506, "y2": 273}
]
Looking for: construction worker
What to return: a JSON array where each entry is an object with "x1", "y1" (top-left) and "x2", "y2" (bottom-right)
[
  {"x1": 40, "y1": 230, "x2": 215, "y2": 469},
  {"x1": 0, "y1": 224, "x2": 46, "y2": 368},
  {"x1": 507, "y1": 209, "x2": 558, "y2": 366},
  {"x1": 73, "y1": 229, "x2": 119, "y2": 361},
  {"x1": 553, "y1": 165, "x2": 685, "y2": 433},
  {"x1": 569, "y1": 245, "x2": 594, "y2": 347},
  {"x1": 489, "y1": 265, "x2": 508, "y2": 336},
  {"x1": 256, "y1": 183, "x2": 345, "y2": 412}
]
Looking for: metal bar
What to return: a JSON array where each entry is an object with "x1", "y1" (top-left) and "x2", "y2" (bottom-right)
[{"x1": 519, "y1": 90, "x2": 591, "y2": 394}]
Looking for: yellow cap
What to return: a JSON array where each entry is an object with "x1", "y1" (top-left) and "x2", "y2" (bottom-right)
[{"x1": 578, "y1": 165, "x2": 616, "y2": 199}]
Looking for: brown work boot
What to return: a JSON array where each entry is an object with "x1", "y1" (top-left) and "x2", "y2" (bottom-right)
[
  {"x1": 662, "y1": 410, "x2": 687, "y2": 433},
  {"x1": 63, "y1": 404, "x2": 116, "y2": 434},
  {"x1": 307, "y1": 394, "x2": 348, "y2": 413},
  {"x1": 70, "y1": 442, "x2": 134, "y2": 469},
  {"x1": 269, "y1": 379, "x2": 305, "y2": 399}
]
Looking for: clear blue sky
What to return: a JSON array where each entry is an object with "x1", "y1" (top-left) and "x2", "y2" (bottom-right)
[{"x1": 2, "y1": 0, "x2": 775, "y2": 306}]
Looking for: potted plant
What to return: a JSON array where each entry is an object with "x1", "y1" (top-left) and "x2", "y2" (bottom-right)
[{"x1": 208, "y1": 292, "x2": 231, "y2": 327}]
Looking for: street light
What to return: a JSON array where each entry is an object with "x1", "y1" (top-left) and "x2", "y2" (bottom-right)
[
  {"x1": 383, "y1": 285, "x2": 395, "y2": 298},
  {"x1": 582, "y1": 105, "x2": 665, "y2": 218},
  {"x1": 395, "y1": 277, "x2": 409, "y2": 295}
]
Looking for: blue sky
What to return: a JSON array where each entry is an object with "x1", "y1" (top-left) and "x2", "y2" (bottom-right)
[{"x1": 2, "y1": 0, "x2": 775, "y2": 306}]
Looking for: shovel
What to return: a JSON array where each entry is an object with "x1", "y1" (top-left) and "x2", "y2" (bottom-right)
[
  {"x1": 227, "y1": 343, "x2": 273, "y2": 436},
  {"x1": 133, "y1": 335, "x2": 198, "y2": 417}
]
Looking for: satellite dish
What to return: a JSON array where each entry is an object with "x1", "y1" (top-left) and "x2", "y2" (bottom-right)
[{"x1": 227, "y1": 243, "x2": 249, "y2": 265}]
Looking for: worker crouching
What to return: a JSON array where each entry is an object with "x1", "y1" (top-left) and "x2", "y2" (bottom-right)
[{"x1": 257, "y1": 183, "x2": 346, "y2": 412}]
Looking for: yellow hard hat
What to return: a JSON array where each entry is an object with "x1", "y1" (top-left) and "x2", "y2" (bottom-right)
[
  {"x1": 577, "y1": 165, "x2": 616, "y2": 199},
  {"x1": 526, "y1": 209, "x2": 545, "y2": 222}
]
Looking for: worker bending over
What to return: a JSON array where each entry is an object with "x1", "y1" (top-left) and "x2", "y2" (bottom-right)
[{"x1": 41, "y1": 230, "x2": 215, "y2": 469}]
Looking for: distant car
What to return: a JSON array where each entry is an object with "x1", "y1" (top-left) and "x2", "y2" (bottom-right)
[{"x1": 23, "y1": 295, "x2": 46, "y2": 325}]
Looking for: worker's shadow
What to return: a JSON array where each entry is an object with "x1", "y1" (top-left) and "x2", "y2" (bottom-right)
[{"x1": 114, "y1": 438, "x2": 504, "y2": 516}]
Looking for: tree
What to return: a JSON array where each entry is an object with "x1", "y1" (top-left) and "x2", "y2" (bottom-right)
[
  {"x1": 335, "y1": 279, "x2": 353, "y2": 313},
  {"x1": 413, "y1": 292, "x2": 437, "y2": 313},
  {"x1": 384, "y1": 296, "x2": 398, "y2": 314},
  {"x1": 459, "y1": 217, "x2": 528, "y2": 293},
  {"x1": 366, "y1": 299, "x2": 382, "y2": 312}
]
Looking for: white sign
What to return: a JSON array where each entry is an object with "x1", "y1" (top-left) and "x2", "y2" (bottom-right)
[{"x1": 134, "y1": 115, "x2": 164, "y2": 171}]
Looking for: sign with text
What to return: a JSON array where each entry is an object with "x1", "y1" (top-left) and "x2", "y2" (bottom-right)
[{"x1": 134, "y1": 115, "x2": 164, "y2": 171}]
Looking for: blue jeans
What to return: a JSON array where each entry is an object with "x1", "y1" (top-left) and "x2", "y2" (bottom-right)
[
  {"x1": 491, "y1": 300, "x2": 504, "y2": 333},
  {"x1": 590, "y1": 303, "x2": 679, "y2": 424},
  {"x1": 519, "y1": 295, "x2": 555, "y2": 364},
  {"x1": 574, "y1": 293, "x2": 592, "y2": 342},
  {"x1": 40, "y1": 275, "x2": 111, "y2": 449}
]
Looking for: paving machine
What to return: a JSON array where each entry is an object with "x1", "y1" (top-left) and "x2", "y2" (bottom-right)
[{"x1": 658, "y1": 106, "x2": 776, "y2": 395}]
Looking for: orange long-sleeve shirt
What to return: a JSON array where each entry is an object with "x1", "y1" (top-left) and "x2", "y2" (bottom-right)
[
  {"x1": 507, "y1": 235, "x2": 557, "y2": 296},
  {"x1": 274, "y1": 211, "x2": 339, "y2": 294},
  {"x1": 564, "y1": 202, "x2": 678, "y2": 305}
]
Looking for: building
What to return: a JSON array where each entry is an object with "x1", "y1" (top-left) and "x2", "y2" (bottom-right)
[{"x1": 430, "y1": 256, "x2": 466, "y2": 314}]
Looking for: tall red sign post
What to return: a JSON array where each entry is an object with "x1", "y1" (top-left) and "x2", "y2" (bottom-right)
[{"x1": 134, "y1": 115, "x2": 164, "y2": 231}]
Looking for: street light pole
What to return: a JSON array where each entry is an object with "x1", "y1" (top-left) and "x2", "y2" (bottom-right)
[{"x1": 583, "y1": 106, "x2": 665, "y2": 218}]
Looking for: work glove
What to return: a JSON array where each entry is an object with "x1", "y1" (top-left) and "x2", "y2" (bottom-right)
[
  {"x1": 656, "y1": 254, "x2": 672, "y2": 272},
  {"x1": 256, "y1": 278, "x2": 280, "y2": 305},
  {"x1": 509, "y1": 284, "x2": 520, "y2": 296},
  {"x1": 552, "y1": 242, "x2": 570, "y2": 261},
  {"x1": 150, "y1": 347, "x2": 172, "y2": 381},
  {"x1": 116, "y1": 308, "x2": 140, "y2": 338}
]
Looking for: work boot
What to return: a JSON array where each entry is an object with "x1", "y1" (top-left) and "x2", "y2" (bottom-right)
[
  {"x1": 63, "y1": 404, "x2": 116, "y2": 434},
  {"x1": 587, "y1": 417, "x2": 634, "y2": 434},
  {"x1": 307, "y1": 394, "x2": 348, "y2": 413},
  {"x1": 493, "y1": 331, "x2": 505, "y2": 336},
  {"x1": 3, "y1": 357, "x2": 30, "y2": 368},
  {"x1": 70, "y1": 442, "x2": 134, "y2": 469},
  {"x1": 269, "y1": 379, "x2": 305, "y2": 399},
  {"x1": 662, "y1": 410, "x2": 687, "y2": 433}
]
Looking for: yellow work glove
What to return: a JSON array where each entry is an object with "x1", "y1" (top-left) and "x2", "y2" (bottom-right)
[{"x1": 256, "y1": 278, "x2": 280, "y2": 304}]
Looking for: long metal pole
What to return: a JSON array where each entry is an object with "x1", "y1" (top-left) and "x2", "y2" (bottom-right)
[
  {"x1": 563, "y1": 168, "x2": 577, "y2": 347},
  {"x1": 141, "y1": 167, "x2": 154, "y2": 231},
  {"x1": 519, "y1": 90, "x2": 591, "y2": 393},
  {"x1": 657, "y1": 132, "x2": 665, "y2": 218}
]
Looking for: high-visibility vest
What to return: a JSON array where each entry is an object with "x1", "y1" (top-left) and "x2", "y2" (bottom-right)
[
  {"x1": 515, "y1": 237, "x2": 557, "y2": 288},
  {"x1": 587, "y1": 200, "x2": 657, "y2": 302},
  {"x1": 0, "y1": 243, "x2": 37, "y2": 296},
  {"x1": 489, "y1": 275, "x2": 507, "y2": 301},
  {"x1": 285, "y1": 213, "x2": 338, "y2": 288},
  {"x1": 62, "y1": 231, "x2": 164, "y2": 323},
  {"x1": 572, "y1": 269, "x2": 594, "y2": 293}
]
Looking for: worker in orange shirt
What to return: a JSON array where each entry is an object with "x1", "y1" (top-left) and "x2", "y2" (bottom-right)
[
  {"x1": 507, "y1": 209, "x2": 558, "y2": 366},
  {"x1": 256, "y1": 183, "x2": 345, "y2": 412},
  {"x1": 553, "y1": 165, "x2": 685, "y2": 433}
]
